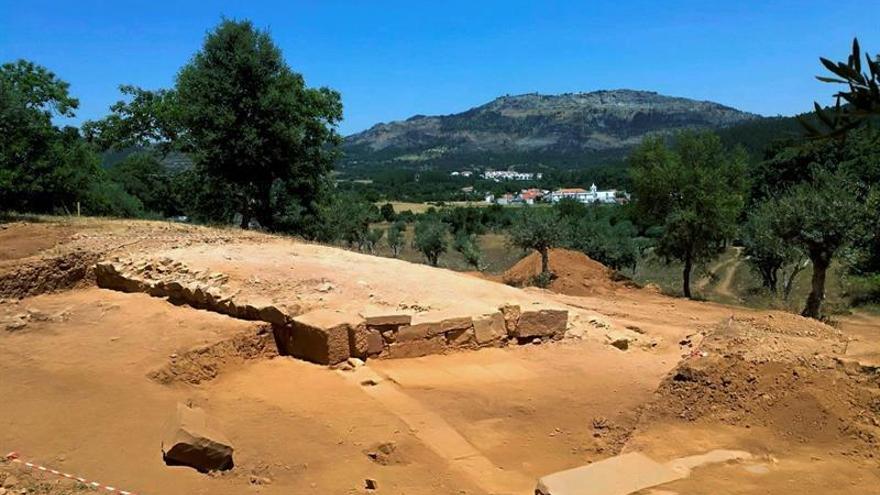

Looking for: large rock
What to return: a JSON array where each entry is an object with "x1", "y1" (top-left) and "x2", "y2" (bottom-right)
[
  {"x1": 162, "y1": 403, "x2": 234, "y2": 473},
  {"x1": 512, "y1": 309, "x2": 568, "y2": 339}
]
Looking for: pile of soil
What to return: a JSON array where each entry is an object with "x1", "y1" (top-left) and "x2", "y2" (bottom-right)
[
  {"x1": 502, "y1": 248, "x2": 625, "y2": 296},
  {"x1": 641, "y1": 316, "x2": 880, "y2": 458}
]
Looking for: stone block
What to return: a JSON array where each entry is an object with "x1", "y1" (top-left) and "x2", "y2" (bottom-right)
[
  {"x1": 499, "y1": 304, "x2": 521, "y2": 332},
  {"x1": 276, "y1": 309, "x2": 359, "y2": 365},
  {"x1": 359, "y1": 308, "x2": 412, "y2": 327},
  {"x1": 473, "y1": 312, "x2": 507, "y2": 345},
  {"x1": 366, "y1": 329, "x2": 385, "y2": 356},
  {"x1": 386, "y1": 337, "x2": 446, "y2": 359},
  {"x1": 162, "y1": 403, "x2": 234, "y2": 473},
  {"x1": 446, "y1": 327, "x2": 474, "y2": 347},
  {"x1": 512, "y1": 309, "x2": 568, "y2": 338}
]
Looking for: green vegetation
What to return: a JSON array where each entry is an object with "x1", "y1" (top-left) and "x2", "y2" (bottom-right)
[
  {"x1": 630, "y1": 131, "x2": 748, "y2": 298},
  {"x1": 507, "y1": 208, "x2": 564, "y2": 277},
  {"x1": 413, "y1": 217, "x2": 449, "y2": 266},
  {"x1": 84, "y1": 19, "x2": 342, "y2": 233}
]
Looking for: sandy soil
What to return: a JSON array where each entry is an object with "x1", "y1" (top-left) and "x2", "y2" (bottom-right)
[{"x1": 0, "y1": 217, "x2": 878, "y2": 495}]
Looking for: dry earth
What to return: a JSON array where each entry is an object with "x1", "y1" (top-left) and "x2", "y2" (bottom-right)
[{"x1": 0, "y1": 218, "x2": 877, "y2": 495}]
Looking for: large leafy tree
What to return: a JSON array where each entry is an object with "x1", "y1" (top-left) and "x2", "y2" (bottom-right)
[
  {"x1": 771, "y1": 170, "x2": 868, "y2": 318},
  {"x1": 630, "y1": 131, "x2": 747, "y2": 298},
  {"x1": 86, "y1": 19, "x2": 343, "y2": 231},
  {"x1": 0, "y1": 60, "x2": 137, "y2": 216}
]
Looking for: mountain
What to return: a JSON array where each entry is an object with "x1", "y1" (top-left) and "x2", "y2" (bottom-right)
[{"x1": 342, "y1": 90, "x2": 761, "y2": 169}]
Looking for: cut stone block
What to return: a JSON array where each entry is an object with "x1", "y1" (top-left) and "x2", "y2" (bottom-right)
[
  {"x1": 366, "y1": 329, "x2": 385, "y2": 356},
  {"x1": 386, "y1": 336, "x2": 446, "y2": 359},
  {"x1": 473, "y1": 312, "x2": 507, "y2": 345},
  {"x1": 162, "y1": 403, "x2": 234, "y2": 473},
  {"x1": 535, "y1": 452, "x2": 681, "y2": 495},
  {"x1": 348, "y1": 323, "x2": 369, "y2": 359},
  {"x1": 277, "y1": 309, "x2": 360, "y2": 365},
  {"x1": 397, "y1": 316, "x2": 474, "y2": 342},
  {"x1": 499, "y1": 304, "x2": 521, "y2": 332},
  {"x1": 446, "y1": 327, "x2": 474, "y2": 347},
  {"x1": 359, "y1": 308, "x2": 412, "y2": 327},
  {"x1": 513, "y1": 309, "x2": 568, "y2": 338}
]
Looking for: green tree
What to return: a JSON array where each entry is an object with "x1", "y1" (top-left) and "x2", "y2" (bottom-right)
[
  {"x1": 741, "y1": 201, "x2": 806, "y2": 298},
  {"x1": 630, "y1": 131, "x2": 747, "y2": 298},
  {"x1": 386, "y1": 221, "x2": 406, "y2": 258},
  {"x1": 106, "y1": 153, "x2": 181, "y2": 217},
  {"x1": 772, "y1": 170, "x2": 868, "y2": 318},
  {"x1": 453, "y1": 233, "x2": 483, "y2": 270},
  {"x1": 507, "y1": 208, "x2": 564, "y2": 277},
  {"x1": 85, "y1": 19, "x2": 343, "y2": 232},
  {"x1": 365, "y1": 227, "x2": 384, "y2": 254},
  {"x1": 414, "y1": 217, "x2": 448, "y2": 266},
  {"x1": 1, "y1": 60, "x2": 101, "y2": 214},
  {"x1": 379, "y1": 203, "x2": 396, "y2": 222}
]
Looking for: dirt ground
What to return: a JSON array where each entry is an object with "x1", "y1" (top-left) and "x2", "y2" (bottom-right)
[{"x1": 0, "y1": 218, "x2": 878, "y2": 495}]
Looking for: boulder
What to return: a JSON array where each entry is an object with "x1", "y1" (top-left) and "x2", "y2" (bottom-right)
[
  {"x1": 512, "y1": 309, "x2": 568, "y2": 339},
  {"x1": 162, "y1": 403, "x2": 234, "y2": 472}
]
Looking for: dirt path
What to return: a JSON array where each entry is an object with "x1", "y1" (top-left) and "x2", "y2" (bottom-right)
[{"x1": 696, "y1": 249, "x2": 741, "y2": 300}]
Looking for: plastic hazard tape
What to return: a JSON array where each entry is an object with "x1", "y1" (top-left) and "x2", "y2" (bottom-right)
[{"x1": 4, "y1": 452, "x2": 142, "y2": 495}]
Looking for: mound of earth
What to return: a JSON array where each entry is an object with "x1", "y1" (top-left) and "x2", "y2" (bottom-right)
[
  {"x1": 503, "y1": 248, "x2": 626, "y2": 296},
  {"x1": 640, "y1": 315, "x2": 880, "y2": 457}
]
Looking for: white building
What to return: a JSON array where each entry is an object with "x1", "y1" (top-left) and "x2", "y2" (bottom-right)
[
  {"x1": 482, "y1": 170, "x2": 543, "y2": 182},
  {"x1": 548, "y1": 184, "x2": 620, "y2": 204}
]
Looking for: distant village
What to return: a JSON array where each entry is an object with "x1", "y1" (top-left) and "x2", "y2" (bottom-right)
[{"x1": 450, "y1": 169, "x2": 630, "y2": 206}]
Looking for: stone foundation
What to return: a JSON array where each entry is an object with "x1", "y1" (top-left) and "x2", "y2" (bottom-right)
[{"x1": 96, "y1": 259, "x2": 570, "y2": 366}]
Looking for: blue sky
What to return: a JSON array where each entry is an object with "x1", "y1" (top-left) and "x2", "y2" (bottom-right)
[{"x1": 1, "y1": 1, "x2": 878, "y2": 135}]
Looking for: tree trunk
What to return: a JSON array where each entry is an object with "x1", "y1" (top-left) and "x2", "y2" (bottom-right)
[
  {"x1": 682, "y1": 255, "x2": 693, "y2": 299},
  {"x1": 802, "y1": 256, "x2": 829, "y2": 319},
  {"x1": 540, "y1": 248, "x2": 550, "y2": 276},
  {"x1": 239, "y1": 212, "x2": 251, "y2": 230}
]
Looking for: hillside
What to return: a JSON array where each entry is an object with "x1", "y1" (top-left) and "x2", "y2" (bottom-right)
[{"x1": 342, "y1": 90, "x2": 760, "y2": 169}]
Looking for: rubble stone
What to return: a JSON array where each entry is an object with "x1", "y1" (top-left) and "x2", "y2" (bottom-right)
[{"x1": 162, "y1": 403, "x2": 234, "y2": 473}]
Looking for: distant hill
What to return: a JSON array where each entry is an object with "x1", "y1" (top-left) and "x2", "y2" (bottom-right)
[{"x1": 342, "y1": 90, "x2": 761, "y2": 169}]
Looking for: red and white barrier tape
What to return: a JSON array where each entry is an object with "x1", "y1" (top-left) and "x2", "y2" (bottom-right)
[{"x1": 3, "y1": 452, "x2": 141, "y2": 495}]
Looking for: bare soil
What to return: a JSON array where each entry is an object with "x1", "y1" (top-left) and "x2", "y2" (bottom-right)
[{"x1": 0, "y1": 218, "x2": 878, "y2": 495}]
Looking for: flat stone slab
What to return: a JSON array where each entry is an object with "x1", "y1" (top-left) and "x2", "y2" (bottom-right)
[{"x1": 535, "y1": 452, "x2": 681, "y2": 495}]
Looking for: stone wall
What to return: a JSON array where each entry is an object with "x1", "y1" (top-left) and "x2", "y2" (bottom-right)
[{"x1": 96, "y1": 258, "x2": 569, "y2": 366}]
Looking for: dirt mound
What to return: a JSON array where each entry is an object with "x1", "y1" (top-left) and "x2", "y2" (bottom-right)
[
  {"x1": 641, "y1": 316, "x2": 880, "y2": 457},
  {"x1": 503, "y1": 248, "x2": 625, "y2": 296}
]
